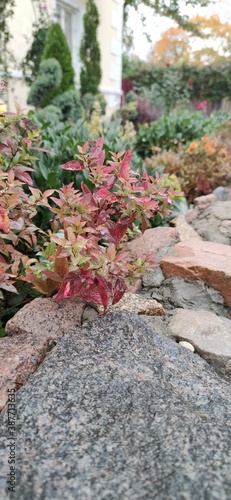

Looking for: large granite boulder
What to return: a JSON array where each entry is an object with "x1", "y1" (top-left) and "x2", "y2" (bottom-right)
[{"x1": 0, "y1": 312, "x2": 231, "y2": 499}]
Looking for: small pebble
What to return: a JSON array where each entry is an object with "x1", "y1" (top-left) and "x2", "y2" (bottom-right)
[{"x1": 179, "y1": 341, "x2": 195, "y2": 352}]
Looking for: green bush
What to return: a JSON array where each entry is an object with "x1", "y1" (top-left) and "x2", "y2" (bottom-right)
[
  {"x1": 42, "y1": 22, "x2": 75, "y2": 104},
  {"x1": 114, "y1": 101, "x2": 138, "y2": 124},
  {"x1": 123, "y1": 57, "x2": 231, "y2": 105},
  {"x1": 125, "y1": 90, "x2": 137, "y2": 104},
  {"x1": 82, "y1": 92, "x2": 106, "y2": 117},
  {"x1": 80, "y1": 0, "x2": 101, "y2": 95},
  {"x1": 22, "y1": 23, "x2": 49, "y2": 85},
  {"x1": 36, "y1": 105, "x2": 63, "y2": 124},
  {"x1": 135, "y1": 109, "x2": 230, "y2": 158},
  {"x1": 27, "y1": 112, "x2": 141, "y2": 193},
  {"x1": 52, "y1": 89, "x2": 83, "y2": 122},
  {"x1": 27, "y1": 58, "x2": 62, "y2": 107},
  {"x1": 27, "y1": 112, "x2": 89, "y2": 193}
]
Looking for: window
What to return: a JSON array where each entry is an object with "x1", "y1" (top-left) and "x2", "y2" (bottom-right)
[{"x1": 55, "y1": 0, "x2": 84, "y2": 86}]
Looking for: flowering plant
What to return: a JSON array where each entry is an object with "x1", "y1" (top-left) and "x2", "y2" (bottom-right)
[{"x1": 145, "y1": 134, "x2": 230, "y2": 202}]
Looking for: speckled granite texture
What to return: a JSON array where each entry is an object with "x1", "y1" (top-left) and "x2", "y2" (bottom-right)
[{"x1": 0, "y1": 312, "x2": 231, "y2": 499}]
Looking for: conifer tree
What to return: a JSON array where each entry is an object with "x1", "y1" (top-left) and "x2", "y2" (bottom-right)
[
  {"x1": 80, "y1": 0, "x2": 101, "y2": 95},
  {"x1": 42, "y1": 22, "x2": 75, "y2": 101}
]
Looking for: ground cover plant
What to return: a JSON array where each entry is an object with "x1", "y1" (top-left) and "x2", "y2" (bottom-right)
[{"x1": 0, "y1": 112, "x2": 175, "y2": 334}]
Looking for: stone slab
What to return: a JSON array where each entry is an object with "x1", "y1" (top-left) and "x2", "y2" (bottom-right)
[
  {"x1": 161, "y1": 238, "x2": 231, "y2": 306},
  {"x1": 169, "y1": 308, "x2": 231, "y2": 378},
  {"x1": 0, "y1": 312, "x2": 230, "y2": 499}
]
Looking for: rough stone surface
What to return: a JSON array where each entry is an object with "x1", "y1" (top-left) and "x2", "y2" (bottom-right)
[
  {"x1": 0, "y1": 312, "x2": 230, "y2": 499},
  {"x1": 6, "y1": 297, "x2": 85, "y2": 337},
  {"x1": 126, "y1": 227, "x2": 180, "y2": 263},
  {"x1": 171, "y1": 214, "x2": 202, "y2": 241},
  {"x1": 194, "y1": 193, "x2": 217, "y2": 210},
  {"x1": 213, "y1": 186, "x2": 231, "y2": 201},
  {"x1": 161, "y1": 238, "x2": 231, "y2": 307},
  {"x1": 142, "y1": 266, "x2": 165, "y2": 287},
  {"x1": 140, "y1": 311, "x2": 174, "y2": 339},
  {"x1": 0, "y1": 298, "x2": 85, "y2": 410},
  {"x1": 186, "y1": 200, "x2": 231, "y2": 245},
  {"x1": 170, "y1": 308, "x2": 231, "y2": 378},
  {"x1": 143, "y1": 275, "x2": 230, "y2": 318},
  {"x1": 107, "y1": 292, "x2": 165, "y2": 316}
]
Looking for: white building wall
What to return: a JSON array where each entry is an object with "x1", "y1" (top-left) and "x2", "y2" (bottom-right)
[{"x1": 1, "y1": 0, "x2": 124, "y2": 116}]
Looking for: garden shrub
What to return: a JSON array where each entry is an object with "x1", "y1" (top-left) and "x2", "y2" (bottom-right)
[
  {"x1": 36, "y1": 105, "x2": 63, "y2": 125},
  {"x1": 28, "y1": 112, "x2": 142, "y2": 194},
  {"x1": 82, "y1": 92, "x2": 106, "y2": 118},
  {"x1": 146, "y1": 134, "x2": 231, "y2": 202},
  {"x1": 125, "y1": 91, "x2": 137, "y2": 104},
  {"x1": 52, "y1": 89, "x2": 83, "y2": 122},
  {"x1": 80, "y1": 0, "x2": 101, "y2": 95},
  {"x1": 21, "y1": 16, "x2": 49, "y2": 86},
  {"x1": 122, "y1": 57, "x2": 231, "y2": 106},
  {"x1": 27, "y1": 58, "x2": 62, "y2": 107},
  {"x1": 135, "y1": 109, "x2": 230, "y2": 158},
  {"x1": 41, "y1": 22, "x2": 75, "y2": 104},
  {"x1": 0, "y1": 112, "x2": 175, "y2": 328}
]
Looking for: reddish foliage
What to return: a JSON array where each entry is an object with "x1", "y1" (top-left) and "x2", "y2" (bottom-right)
[{"x1": 0, "y1": 125, "x2": 173, "y2": 311}]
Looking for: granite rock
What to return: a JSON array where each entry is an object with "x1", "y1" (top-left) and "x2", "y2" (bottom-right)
[
  {"x1": 126, "y1": 227, "x2": 179, "y2": 263},
  {"x1": 0, "y1": 298, "x2": 85, "y2": 410},
  {"x1": 6, "y1": 297, "x2": 85, "y2": 337},
  {"x1": 0, "y1": 312, "x2": 230, "y2": 499}
]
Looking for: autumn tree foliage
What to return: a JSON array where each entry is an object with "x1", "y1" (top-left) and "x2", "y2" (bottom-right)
[
  {"x1": 123, "y1": 0, "x2": 212, "y2": 48},
  {"x1": 151, "y1": 15, "x2": 231, "y2": 66}
]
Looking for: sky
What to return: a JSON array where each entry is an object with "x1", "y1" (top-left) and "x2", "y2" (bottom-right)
[{"x1": 127, "y1": 0, "x2": 231, "y2": 60}]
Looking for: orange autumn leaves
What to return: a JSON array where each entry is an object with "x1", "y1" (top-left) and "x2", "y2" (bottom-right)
[{"x1": 187, "y1": 135, "x2": 228, "y2": 157}]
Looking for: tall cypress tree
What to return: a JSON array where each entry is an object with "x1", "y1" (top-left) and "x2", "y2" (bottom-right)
[
  {"x1": 80, "y1": 0, "x2": 101, "y2": 95},
  {"x1": 42, "y1": 22, "x2": 75, "y2": 100}
]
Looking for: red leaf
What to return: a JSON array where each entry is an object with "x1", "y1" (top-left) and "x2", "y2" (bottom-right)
[
  {"x1": 29, "y1": 146, "x2": 56, "y2": 154},
  {"x1": 141, "y1": 216, "x2": 149, "y2": 233},
  {"x1": 15, "y1": 171, "x2": 33, "y2": 186},
  {"x1": 95, "y1": 274, "x2": 112, "y2": 310},
  {"x1": 0, "y1": 208, "x2": 10, "y2": 233},
  {"x1": 81, "y1": 182, "x2": 91, "y2": 194},
  {"x1": 106, "y1": 217, "x2": 133, "y2": 244},
  {"x1": 112, "y1": 278, "x2": 126, "y2": 305},
  {"x1": 0, "y1": 143, "x2": 11, "y2": 153},
  {"x1": 94, "y1": 188, "x2": 117, "y2": 203},
  {"x1": 96, "y1": 211, "x2": 110, "y2": 225},
  {"x1": 62, "y1": 160, "x2": 85, "y2": 171},
  {"x1": 119, "y1": 150, "x2": 132, "y2": 179},
  {"x1": 90, "y1": 137, "x2": 104, "y2": 155},
  {"x1": 104, "y1": 175, "x2": 115, "y2": 190}
]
